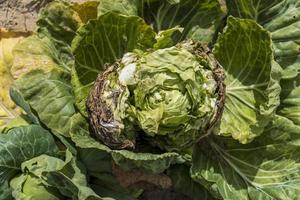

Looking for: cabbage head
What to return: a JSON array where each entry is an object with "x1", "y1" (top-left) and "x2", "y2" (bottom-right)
[{"x1": 87, "y1": 41, "x2": 225, "y2": 151}]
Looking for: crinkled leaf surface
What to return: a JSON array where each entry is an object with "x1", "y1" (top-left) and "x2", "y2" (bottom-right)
[
  {"x1": 11, "y1": 70, "x2": 76, "y2": 137},
  {"x1": 0, "y1": 125, "x2": 59, "y2": 199},
  {"x1": 70, "y1": 114, "x2": 184, "y2": 174},
  {"x1": 213, "y1": 16, "x2": 281, "y2": 143},
  {"x1": 21, "y1": 151, "x2": 112, "y2": 200},
  {"x1": 278, "y1": 74, "x2": 300, "y2": 125},
  {"x1": 37, "y1": 1, "x2": 82, "y2": 45},
  {"x1": 226, "y1": 0, "x2": 300, "y2": 79},
  {"x1": 71, "y1": 12, "x2": 156, "y2": 116},
  {"x1": 191, "y1": 115, "x2": 300, "y2": 200}
]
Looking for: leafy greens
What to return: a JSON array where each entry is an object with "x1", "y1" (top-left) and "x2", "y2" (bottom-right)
[{"x1": 0, "y1": 0, "x2": 299, "y2": 200}]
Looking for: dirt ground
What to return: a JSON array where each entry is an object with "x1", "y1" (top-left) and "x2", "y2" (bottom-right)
[{"x1": 0, "y1": 0, "x2": 53, "y2": 32}]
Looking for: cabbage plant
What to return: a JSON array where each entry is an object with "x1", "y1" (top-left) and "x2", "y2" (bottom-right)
[
  {"x1": 86, "y1": 41, "x2": 225, "y2": 151},
  {"x1": 0, "y1": 0, "x2": 299, "y2": 200}
]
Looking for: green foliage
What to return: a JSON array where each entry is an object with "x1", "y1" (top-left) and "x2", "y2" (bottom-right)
[
  {"x1": 213, "y1": 16, "x2": 281, "y2": 143},
  {"x1": 11, "y1": 70, "x2": 76, "y2": 137},
  {"x1": 70, "y1": 114, "x2": 184, "y2": 174},
  {"x1": 2, "y1": 0, "x2": 300, "y2": 200},
  {"x1": 0, "y1": 125, "x2": 59, "y2": 199},
  {"x1": 191, "y1": 115, "x2": 300, "y2": 199},
  {"x1": 71, "y1": 12, "x2": 156, "y2": 116},
  {"x1": 225, "y1": 0, "x2": 300, "y2": 79}
]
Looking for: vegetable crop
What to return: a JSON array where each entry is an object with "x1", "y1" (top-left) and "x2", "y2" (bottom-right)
[{"x1": 0, "y1": 0, "x2": 300, "y2": 200}]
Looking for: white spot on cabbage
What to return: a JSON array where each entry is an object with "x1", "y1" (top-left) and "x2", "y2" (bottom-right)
[{"x1": 119, "y1": 63, "x2": 137, "y2": 85}]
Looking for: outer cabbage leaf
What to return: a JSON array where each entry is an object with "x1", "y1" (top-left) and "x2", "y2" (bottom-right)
[
  {"x1": 213, "y1": 16, "x2": 281, "y2": 143},
  {"x1": 9, "y1": 87, "x2": 40, "y2": 126},
  {"x1": 226, "y1": 0, "x2": 300, "y2": 79},
  {"x1": 37, "y1": 1, "x2": 82, "y2": 45},
  {"x1": 11, "y1": 70, "x2": 76, "y2": 137},
  {"x1": 70, "y1": 114, "x2": 184, "y2": 174},
  {"x1": 141, "y1": 0, "x2": 224, "y2": 44},
  {"x1": 98, "y1": 0, "x2": 224, "y2": 44},
  {"x1": 277, "y1": 74, "x2": 300, "y2": 125},
  {"x1": 0, "y1": 125, "x2": 59, "y2": 199},
  {"x1": 11, "y1": 1, "x2": 86, "y2": 77},
  {"x1": 11, "y1": 35, "x2": 70, "y2": 78},
  {"x1": 191, "y1": 115, "x2": 300, "y2": 200},
  {"x1": 37, "y1": 0, "x2": 100, "y2": 44},
  {"x1": 71, "y1": 12, "x2": 156, "y2": 116},
  {"x1": 11, "y1": 0, "x2": 99, "y2": 78},
  {"x1": 21, "y1": 150, "x2": 113, "y2": 200},
  {"x1": 10, "y1": 174, "x2": 62, "y2": 200}
]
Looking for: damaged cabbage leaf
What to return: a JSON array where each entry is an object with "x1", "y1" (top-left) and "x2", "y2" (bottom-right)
[
  {"x1": 70, "y1": 113, "x2": 184, "y2": 174},
  {"x1": 191, "y1": 115, "x2": 300, "y2": 200},
  {"x1": 71, "y1": 12, "x2": 156, "y2": 116},
  {"x1": 86, "y1": 41, "x2": 222, "y2": 151},
  {"x1": 213, "y1": 16, "x2": 281, "y2": 143}
]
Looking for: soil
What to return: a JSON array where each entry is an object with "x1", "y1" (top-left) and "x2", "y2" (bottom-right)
[{"x1": 0, "y1": 0, "x2": 53, "y2": 32}]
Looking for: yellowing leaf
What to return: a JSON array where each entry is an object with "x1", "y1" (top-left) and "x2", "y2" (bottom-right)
[
  {"x1": 72, "y1": 1, "x2": 99, "y2": 23},
  {"x1": 0, "y1": 34, "x2": 25, "y2": 126}
]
